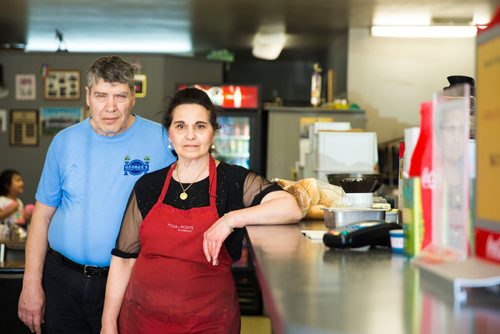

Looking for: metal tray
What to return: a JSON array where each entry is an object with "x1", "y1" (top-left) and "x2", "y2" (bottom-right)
[{"x1": 321, "y1": 208, "x2": 386, "y2": 229}]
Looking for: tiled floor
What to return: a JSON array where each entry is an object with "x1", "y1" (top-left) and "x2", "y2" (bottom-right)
[{"x1": 241, "y1": 316, "x2": 272, "y2": 334}]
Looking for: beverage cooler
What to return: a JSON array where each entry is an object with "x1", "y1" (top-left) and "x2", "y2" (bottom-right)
[{"x1": 177, "y1": 84, "x2": 264, "y2": 175}]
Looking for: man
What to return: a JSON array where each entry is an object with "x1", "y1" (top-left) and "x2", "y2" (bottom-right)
[{"x1": 18, "y1": 56, "x2": 176, "y2": 334}]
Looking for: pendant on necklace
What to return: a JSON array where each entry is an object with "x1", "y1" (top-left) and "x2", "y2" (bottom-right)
[{"x1": 180, "y1": 192, "x2": 188, "y2": 200}]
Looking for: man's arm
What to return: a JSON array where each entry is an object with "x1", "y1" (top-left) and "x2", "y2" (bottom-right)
[{"x1": 18, "y1": 201, "x2": 56, "y2": 334}]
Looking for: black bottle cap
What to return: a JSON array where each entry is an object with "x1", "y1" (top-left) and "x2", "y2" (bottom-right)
[{"x1": 443, "y1": 75, "x2": 475, "y2": 95}]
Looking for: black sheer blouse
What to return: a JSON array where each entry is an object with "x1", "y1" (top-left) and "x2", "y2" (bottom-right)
[{"x1": 112, "y1": 162, "x2": 282, "y2": 261}]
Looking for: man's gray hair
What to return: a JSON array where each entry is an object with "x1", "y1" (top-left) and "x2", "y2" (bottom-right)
[{"x1": 87, "y1": 56, "x2": 135, "y2": 93}]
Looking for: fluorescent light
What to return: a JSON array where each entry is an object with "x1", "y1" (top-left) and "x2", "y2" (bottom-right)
[
  {"x1": 25, "y1": 33, "x2": 193, "y2": 54},
  {"x1": 371, "y1": 25, "x2": 478, "y2": 38},
  {"x1": 373, "y1": 12, "x2": 431, "y2": 26}
]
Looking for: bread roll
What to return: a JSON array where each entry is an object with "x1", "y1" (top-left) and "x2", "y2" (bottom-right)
[
  {"x1": 296, "y1": 178, "x2": 320, "y2": 205},
  {"x1": 318, "y1": 183, "x2": 344, "y2": 207},
  {"x1": 274, "y1": 178, "x2": 295, "y2": 189},
  {"x1": 284, "y1": 184, "x2": 311, "y2": 218},
  {"x1": 306, "y1": 204, "x2": 328, "y2": 220}
]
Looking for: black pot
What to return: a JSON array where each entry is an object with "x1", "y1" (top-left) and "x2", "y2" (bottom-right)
[{"x1": 327, "y1": 173, "x2": 383, "y2": 193}]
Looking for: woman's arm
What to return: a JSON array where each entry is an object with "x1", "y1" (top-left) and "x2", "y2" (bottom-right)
[
  {"x1": 203, "y1": 190, "x2": 301, "y2": 265},
  {"x1": 101, "y1": 256, "x2": 136, "y2": 334},
  {"x1": 226, "y1": 190, "x2": 302, "y2": 227}
]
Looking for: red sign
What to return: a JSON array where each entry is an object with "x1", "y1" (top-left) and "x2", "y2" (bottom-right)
[
  {"x1": 178, "y1": 84, "x2": 259, "y2": 109},
  {"x1": 476, "y1": 227, "x2": 500, "y2": 264}
]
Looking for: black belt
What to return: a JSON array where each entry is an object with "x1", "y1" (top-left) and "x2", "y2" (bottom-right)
[{"x1": 48, "y1": 248, "x2": 109, "y2": 278}]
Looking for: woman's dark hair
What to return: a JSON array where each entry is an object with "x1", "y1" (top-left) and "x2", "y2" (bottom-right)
[
  {"x1": 163, "y1": 87, "x2": 221, "y2": 131},
  {"x1": 0, "y1": 169, "x2": 20, "y2": 196}
]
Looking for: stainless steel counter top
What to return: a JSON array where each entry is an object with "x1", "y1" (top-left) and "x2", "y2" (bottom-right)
[{"x1": 246, "y1": 222, "x2": 500, "y2": 334}]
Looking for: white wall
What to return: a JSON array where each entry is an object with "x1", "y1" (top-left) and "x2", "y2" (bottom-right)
[{"x1": 347, "y1": 28, "x2": 475, "y2": 143}]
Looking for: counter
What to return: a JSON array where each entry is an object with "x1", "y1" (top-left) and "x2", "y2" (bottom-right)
[
  {"x1": 0, "y1": 239, "x2": 28, "y2": 334},
  {"x1": 246, "y1": 222, "x2": 500, "y2": 334},
  {"x1": 0, "y1": 238, "x2": 26, "y2": 264}
]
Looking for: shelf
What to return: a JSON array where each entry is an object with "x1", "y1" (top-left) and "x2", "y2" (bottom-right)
[
  {"x1": 215, "y1": 152, "x2": 250, "y2": 159},
  {"x1": 215, "y1": 135, "x2": 250, "y2": 141},
  {"x1": 413, "y1": 256, "x2": 500, "y2": 303},
  {"x1": 264, "y1": 105, "x2": 366, "y2": 114}
]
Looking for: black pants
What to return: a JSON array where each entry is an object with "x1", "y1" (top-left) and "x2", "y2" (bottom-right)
[{"x1": 42, "y1": 251, "x2": 107, "y2": 334}]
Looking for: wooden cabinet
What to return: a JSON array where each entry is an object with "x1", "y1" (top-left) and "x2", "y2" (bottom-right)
[{"x1": 265, "y1": 106, "x2": 366, "y2": 180}]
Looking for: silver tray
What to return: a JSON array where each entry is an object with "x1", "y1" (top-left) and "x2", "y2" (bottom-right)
[{"x1": 321, "y1": 208, "x2": 386, "y2": 229}]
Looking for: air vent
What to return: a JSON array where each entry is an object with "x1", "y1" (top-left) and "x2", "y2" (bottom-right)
[{"x1": 431, "y1": 17, "x2": 474, "y2": 25}]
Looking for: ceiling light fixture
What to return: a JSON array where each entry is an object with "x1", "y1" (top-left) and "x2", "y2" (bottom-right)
[
  {"x1": 371, "y1": 25, "x2": 478, "y2": 38},
  {"x1": 252, "y1": 32, "x2": 286, "y2": 60}
]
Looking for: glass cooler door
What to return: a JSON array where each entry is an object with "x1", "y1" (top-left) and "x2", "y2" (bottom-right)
[{"x1": 214, "y1": 116, "x2": 251, "y2": 169}]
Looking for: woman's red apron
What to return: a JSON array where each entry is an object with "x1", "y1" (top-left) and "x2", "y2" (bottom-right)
[{"x1": 119, "y1": 157, "x2": 240, "y2": 334}]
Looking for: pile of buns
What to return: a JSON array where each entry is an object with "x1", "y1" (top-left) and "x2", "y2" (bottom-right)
[{"x1": 275, "y1": 178, "x2": 344, "y2": 220}]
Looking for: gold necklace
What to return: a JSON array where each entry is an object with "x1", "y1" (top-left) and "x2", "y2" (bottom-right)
[{"x1": 175, "y1": 162, "x2": 208, "y2": 200}]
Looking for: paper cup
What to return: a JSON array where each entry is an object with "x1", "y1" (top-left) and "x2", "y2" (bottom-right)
[{"x1": 390, "y1": 229, "x2": 404, "y2": 253}]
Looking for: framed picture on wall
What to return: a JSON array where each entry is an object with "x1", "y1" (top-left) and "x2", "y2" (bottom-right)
[
  {"x1": 134, "y1": 74, "x2": 147, "y2": 98},
  {"x1": 9, "y1": 109, "x2": 39, "y2": 146},
  {"x1": 44, "y1": 70, "x2": 81, "y2": 100},
  {"x1": 15, "y1": 74, "x2": 36, "y2": 100},
  {"x1": 40, "y1": 107, "x2": 83, "y2": 135}
]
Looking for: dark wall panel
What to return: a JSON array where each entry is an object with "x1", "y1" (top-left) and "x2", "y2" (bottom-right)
[{"x1": 225, "y1": 49, "x2": 329, "y2": 106}]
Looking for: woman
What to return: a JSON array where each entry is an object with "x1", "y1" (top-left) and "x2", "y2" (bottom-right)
[{"x1": 101, "y1": 87, "x2": 302, "y2": 333}]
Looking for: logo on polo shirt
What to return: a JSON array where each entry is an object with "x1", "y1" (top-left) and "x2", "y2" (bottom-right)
[{"x1": 124, "y1": 155, "x2": 150, "y2": 175}]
